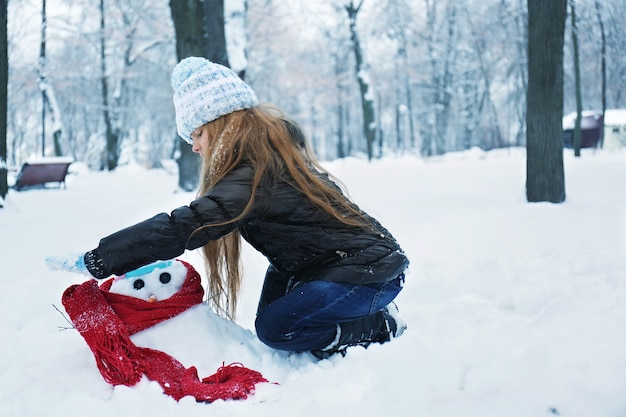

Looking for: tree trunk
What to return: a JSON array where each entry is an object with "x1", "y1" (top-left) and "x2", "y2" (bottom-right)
[
  {"x1": 170, "y1": 0, "x2": 230, "y2": 191},
  {"x1": 570, "y1": 0, "x2": 583, "y2": 157},
  {"x1": 514, "y1": 0, "x2": 528, "y2": 147},
  {"x1": 345, "y1": 0, "x2": 376, "y2": 161},
  {"x1": 42, "y1": 84, "x2": 63, "y2": 156},
  {"x1": 38, "y1": 0, "x2": 63, "y2": 158},
  {"x1": 392, "y1": 0, "x2": 415, "y2": 153},
  {"x1": 434, "y1": 3, "x2": 456, "y2": 155},
  {"x1": 526, "y1": 0, "x2": 567, "y2": 203},
  {"x1": 421, "y1": 0, "x2": 456, "y2": 156},
  {"x1": 203, "y1": 0, "x2": 229, "y2": 67},
  {"x1": 39, "y1": 0, "x2": 47, "y2": 157},
  {"x1": 594, "y1": 0, "x2": 606, "y2": 148},
  {"x1": 113, "y1": 4, "x2": 134, "y2": 165},
  {"x1": 463, "y1": 1, "x2": 504, "y2": 150},
  {"x1": 100, "y1": 0, "x2": 119, "y2": 171},
  {"x1": 0, "y1": 0, "x2": 7, "y2": 202},
  {"x1": 335, "y1": 74, "x2": 346, "y2": 159}
]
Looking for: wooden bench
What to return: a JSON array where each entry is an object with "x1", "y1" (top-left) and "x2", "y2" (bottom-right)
[{"x1": 14, "y1": 158, "x2": 73, "y2": 191}]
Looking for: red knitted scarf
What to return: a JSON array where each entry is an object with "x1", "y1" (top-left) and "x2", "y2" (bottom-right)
[{"x1": 61, "y1": 259, "x2": 268, "y2": 403}]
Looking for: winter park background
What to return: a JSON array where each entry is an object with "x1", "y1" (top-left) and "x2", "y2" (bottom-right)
[
  {"x1": 1, "y1": 147, "x2": 625, "y2": 417},
  {"x1": 2, "y1": 0, "x2": 626, "y2": 416}
]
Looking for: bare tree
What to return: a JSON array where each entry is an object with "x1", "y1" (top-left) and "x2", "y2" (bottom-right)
[
  {"x1": 526, "y1": 0, "x2": 567, "y2": 203},
  {"x1": 5, "y1": 0, "x2": 626, "y2": 167},
  {"x1": 345, "y1": 0, "x2": 376, "y2": 160},
  {"x1": 419, "y1": 0, "x2": 458, "y2": 156},
  {"x1": 390, "y1": 0, "x2": 415, "y2": 153},
  {"x1": 38, "y1": 0, "x2": 63, "y2": 157},
  {"x1": 170, "y1": 0, "x2": 232, "y2": 191},
  {"x1": 0, "y1": 0, "x2": 7, "y2": 203},
  {"x1": 330, "y1": 28, "x2": 352, "y2": 159},
  {"x1": 169, "y1": 0, "x2": 205, "y2": 191},
  {"x1": 99, "y1": 0, "x2": 120, "y2": 171},
  {"x1": 461, "y1": 2, "x2": 506, "y2": 151},
  {"x1": 570, "y1": 0, "x2": 583, "y2": 157},
  {"x1": 204, "y1": 0, "x2": 230, "y2": 68},
  {"x1": 594, "y1": 0, "x2": 606, "y2": 147},
  {"x1": 513, "y1": 0, "x2": 528, "y2": 147}
]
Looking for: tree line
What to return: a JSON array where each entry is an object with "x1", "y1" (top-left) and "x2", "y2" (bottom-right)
[{"x1": 1, "y1": 0, "x2": 624, "y2": 203}]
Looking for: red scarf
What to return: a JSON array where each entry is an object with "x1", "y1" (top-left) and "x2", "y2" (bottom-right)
[{"x1": 62, "y1": 260, "x2": 268, "y2": 402}]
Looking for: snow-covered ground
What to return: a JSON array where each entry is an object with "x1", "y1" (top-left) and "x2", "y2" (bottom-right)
[{"x1": 1, "y1": 147, "x2": 625, "y2": 417}]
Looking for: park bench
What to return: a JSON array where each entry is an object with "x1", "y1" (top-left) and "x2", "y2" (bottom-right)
[{"x1": 13, "y1": 157, "x2": 73, "y2": 191}]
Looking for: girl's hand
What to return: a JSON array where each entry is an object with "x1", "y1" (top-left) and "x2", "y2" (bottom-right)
[{"x1": 45, "y1": 253, "x2": 89, "y2": 276}]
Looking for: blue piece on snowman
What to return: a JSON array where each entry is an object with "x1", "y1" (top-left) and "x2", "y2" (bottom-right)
[{"x1": 108, "y1": 260, "x2": 188, "y2": 303}]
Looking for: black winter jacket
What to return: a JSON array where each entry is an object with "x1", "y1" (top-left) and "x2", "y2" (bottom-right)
[{"x1": 85, "y1": 164, "x2": 409, "y2": 286}]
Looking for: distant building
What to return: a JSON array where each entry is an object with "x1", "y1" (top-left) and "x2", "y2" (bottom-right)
[
  {"x1": 562, "y1": 109, "x2": 626, "y2": 149},
  {"x1": 562, "y1": 110, "x2": 603, "y2": 148},
  {"x1": 603, "y1": 109, "x2": 626, "y2": 149}
]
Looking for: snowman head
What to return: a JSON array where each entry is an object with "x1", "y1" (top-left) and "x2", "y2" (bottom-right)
[{"x1": 108, "y1": 260, "x2": 188, "y2": 302}]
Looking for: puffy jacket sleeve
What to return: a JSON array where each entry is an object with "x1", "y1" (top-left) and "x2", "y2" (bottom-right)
[{"x1": 86, "y1": 165, "x2": 255, "y2": 278}]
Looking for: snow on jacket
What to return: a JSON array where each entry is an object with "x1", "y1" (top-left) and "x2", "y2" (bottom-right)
[{"x1": 86, "y1": 163, "x2": 409, "y2": 285}]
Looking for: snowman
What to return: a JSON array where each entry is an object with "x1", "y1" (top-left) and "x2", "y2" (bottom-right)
[
  {"x1": 108, "y1": 259, "x2": 188, "y2": 302},
  {"x1": 60, "y1": 258, "x2": 269, "y2": 402}
]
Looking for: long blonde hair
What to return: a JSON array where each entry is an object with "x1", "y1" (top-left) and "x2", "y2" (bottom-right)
[{"x1": 194, "y1": 105, "x2": 368, "y2": 319}]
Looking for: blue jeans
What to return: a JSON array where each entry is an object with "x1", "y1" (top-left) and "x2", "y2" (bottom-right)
[{"x1": 255, "y1": 274, "x2": 404, "y2": 352}]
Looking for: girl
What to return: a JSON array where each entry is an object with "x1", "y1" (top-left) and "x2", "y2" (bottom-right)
[{"x1": 48, "y1": 57, "x2": 409, "y2": 359}]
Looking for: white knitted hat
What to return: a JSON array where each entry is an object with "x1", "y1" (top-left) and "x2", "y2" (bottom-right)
[{"x1": 171, "y1": 57, "x2": 259, "y2": 142}]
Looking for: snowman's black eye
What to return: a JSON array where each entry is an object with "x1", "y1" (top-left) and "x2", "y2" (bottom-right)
[
  {"x1": 159, "y1": 272, "x2": 171, "y2": 284},
  {"x1": 133, "y1": 279, "x2": 145, "y2": 290}
]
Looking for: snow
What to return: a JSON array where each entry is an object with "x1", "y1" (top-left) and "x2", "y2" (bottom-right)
[
  {"x1": 1, "y1": 147, "x2": 625, "y2": 417},
  {"x1": 224, "y1": 0, "x2": 248, "y2": 75},
  {"x1": 563, "y1": 108, "x2": 626, "y2": 129},
  {"x1": 562, "y1": 110, "x2": 602, "y2": 130},
  {"x1": 23, "y1": 156, "x2": 74, "y2": 165},
  {"x1": 604, "y1": 109, "x2": 626, "y2": 126}
]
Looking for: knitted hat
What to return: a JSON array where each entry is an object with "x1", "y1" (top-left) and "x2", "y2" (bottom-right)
[{"x1": 171, "y1": 57, "x2": 259, "y2": 143}]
